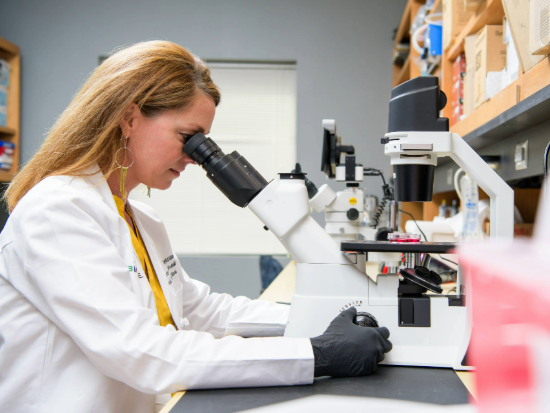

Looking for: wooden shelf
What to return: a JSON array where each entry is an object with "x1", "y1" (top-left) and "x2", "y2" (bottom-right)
[
  {"x1": 450, "y1": 79, "x2": 520, "y2": 143},
  {"x1": 391, "y1": 0, "x2": 549, "y2": 230},
  {"x1": 391, "y1": 0, "x2": 550, "y2": 144},
  {"x1": 456, "y1": 81, "x2": 550, "y2": 151},
  {"x1": 430, "y1": 0, "x2": 441, "y2": 14},
  {"x1": 450, "y1": 56, "x2": 550, "y2": 146},
  {"x1": 0, "y1": 126, "x2": 16, "y2": 136},
  {"x1": 396, "y1": 56, "x2": 411, "y2": 86},
  {"x1": 446, "y1": 0, "x2": 505, "y2": 61},
  {"x1": 393, "y1": 0, "x2": 413, "y2": 48},
  {"x1": 0, "y1": 36, "x2": 20, "y2": 183},
  {"x1": 0, "y1": 38, "x2": 19, "y2": 56},
  {"x1": 0, "y1": 170, "x2": 15, "y2": 183},
  {"x1": 392, "y1": 0, "x2": 425, "y2": 87}
]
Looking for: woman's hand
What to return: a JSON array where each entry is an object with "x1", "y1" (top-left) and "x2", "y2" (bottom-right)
[{"x1": 310, "y1": 306, "x2": 392, "y2": 377}]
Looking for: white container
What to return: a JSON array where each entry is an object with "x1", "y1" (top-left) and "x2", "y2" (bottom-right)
[{"x1": 456, "y1": 171, "x2": 483, "y2": 240}]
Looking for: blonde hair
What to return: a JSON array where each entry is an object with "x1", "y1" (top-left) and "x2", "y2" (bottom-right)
[{"x1": 5, "y1": 40, "x2": 220, "y2": 212}]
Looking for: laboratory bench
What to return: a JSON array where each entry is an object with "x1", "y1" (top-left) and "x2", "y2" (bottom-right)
[{"x1": 161, "y1": 261, "x2": 476, "y2": 413}]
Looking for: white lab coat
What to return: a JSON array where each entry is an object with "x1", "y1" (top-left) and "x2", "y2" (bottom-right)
[{"x1": 0, "y1": 169, "x2": 314, "y2": 413}]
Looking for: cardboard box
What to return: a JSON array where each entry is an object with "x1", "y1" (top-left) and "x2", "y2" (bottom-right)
[
  {"x1": 443, "y1": 0, "x2": 474, "y2": 49},
  {"x1": 451, "y1": 53, "x2": 466, "y2": 125},
  {"x1": 530, "y1": 0, "x2": 550, "y2": 55},
  {"x1": 464, "y1": 0, "x2": 484, "y2": 12},
  {"x1": 474, "y1": 25, "x2": 506, "y2": 108},
  {"x1": 502, "y1": 0, "x2": 544, "y2": 72},
  {"x1": 463, "y1": 34, "x2": 476, "y2": 117},
  {"x1": 502, "y1": 17, "x2": 520, "y2": 89},
  {"x1": 485, "y1": 71, "x2": 503, "y2": 100}
]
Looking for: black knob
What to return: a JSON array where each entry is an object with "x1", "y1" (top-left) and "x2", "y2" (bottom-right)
[
  {"x1": 400, "y1": 268, "x2": 443, "y2": 294},
  {"x1": 347, "y1": 208, "x2": 359, "y2": 220},
  {"x1": 415, "y1": 266, "x2": 443, "y2": 286},
  {"x1": 415, "y1": 266, "x2": 430, "y2": 277},
  {"x1": 429, "y1": 270, "x2": 443, "y2": 285},
  {"x1": 375, "y1": 227, "x2": 392, "y2": 241},
  {"x1": 354, "y1": 312, "x2": 379, "y2": 328}
]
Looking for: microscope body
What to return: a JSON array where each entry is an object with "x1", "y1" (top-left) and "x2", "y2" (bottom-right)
[
  {"x1": 183, "y1": 76, "x2": 514, "y2": 371},
  {"x1": 185, "y1": 136, "x2": 471, "y2": 369},
  {"x1": 308, "y1": 119, "x2": 387, "y2": 244},
  {"x1": 247, "y1": 176, "x2": 470, "y2": 370},
  {"x1": 310, "y1": 183, "x2": 378, "y2": 243}
]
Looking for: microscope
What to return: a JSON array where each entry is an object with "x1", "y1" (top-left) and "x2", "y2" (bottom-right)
[
  {"x1": 183, "y1": 76, "x2": 513, "y2": 370},
  {"x1": 303, "y1": 119, "x2": 397, "y2": 244}
]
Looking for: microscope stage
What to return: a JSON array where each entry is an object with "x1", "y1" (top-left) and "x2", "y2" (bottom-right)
[{"x1": 341, "y1": 240, "x2": 457, "y2": 253}]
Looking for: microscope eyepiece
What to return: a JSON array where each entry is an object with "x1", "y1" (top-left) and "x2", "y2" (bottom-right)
[
  {"x1": 183, "y1": 133, "x2": 268, "y2": 208},
  {"x1": 183, "y1": 133, "x2": 223, "y2": 166}
]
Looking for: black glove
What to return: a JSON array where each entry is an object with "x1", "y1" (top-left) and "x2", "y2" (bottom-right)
[{"x1": 309, "y1": 307, "x2": 392, "y2": 378}]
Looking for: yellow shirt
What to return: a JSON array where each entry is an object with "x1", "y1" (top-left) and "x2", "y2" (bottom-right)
[{"x1": 114, "y1": 196, "x2": 175, "y2": 328}]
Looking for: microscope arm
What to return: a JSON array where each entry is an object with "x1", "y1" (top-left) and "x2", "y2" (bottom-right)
[
  {"x1": 248, "y1": 178, "x2": 349, "y2": 265},
  {"x1": 309, "y1": 183, "x2": 337, "y2": 213},
  {"x1": 449, "y1": 133, "x2": 514, "y2": 239},
  {"x1": 385, "y1": 131, "x2": 514, "y2": 240}
]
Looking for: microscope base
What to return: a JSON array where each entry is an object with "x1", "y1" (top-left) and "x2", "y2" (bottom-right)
[{"x1": 284, "y1": 263, "x2": 473, "y2": 371}]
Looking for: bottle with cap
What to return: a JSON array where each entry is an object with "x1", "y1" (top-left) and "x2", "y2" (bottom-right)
[
  {"x1": 449, "y1": 199, "x2": 459, "y2": 217},
  {"x1": 438, "y1": 199, "x2": 447, "y2": 218}
]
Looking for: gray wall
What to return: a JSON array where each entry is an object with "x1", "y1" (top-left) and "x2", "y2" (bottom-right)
[{"x1": 0, "y1": 0, "x2": 406, "y2": 296}]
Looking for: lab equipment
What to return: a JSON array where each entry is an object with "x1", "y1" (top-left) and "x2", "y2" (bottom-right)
[
  {"x1": 304, "y1": 119, "x2": 395, "y2": 243},
  {"x1": 383, "y1": 76, "x2": 513, "y2": 239},
  {"x1": 425, "y1": 13, "x2": 443, "y2": 56},
  {"x1": 184, "y1": 76, "x2": 513, "y2": 370},
  {"x1": 449, "y1": 199, "x2": 458, "y2": 217},
  {"x1": 454, "y1": 168, "x2": 483, "y2": 239},
  {"x1": 438, "y1": 199, "x2": 447, "y2": 218}
]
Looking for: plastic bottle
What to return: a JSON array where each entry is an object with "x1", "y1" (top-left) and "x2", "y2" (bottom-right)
[
  {"x1": 459, "y1": 173, "x2": 483, "y2": 239},
  {"x1": 449, "y1": 199, "x2": 459, "y2": 217},
  {"x1": 438, "y1": 199, "x2": 447, "y2": 218}
]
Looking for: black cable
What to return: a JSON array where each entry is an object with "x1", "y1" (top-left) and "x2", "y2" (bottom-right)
[
  {"x1": 544, "y1": 141, "x2": 550, "y2": 180},
  {"x1": 437, "y1": 254, "x2": 458, "y2": 266},
  {"x1": 371, "y1": 194, "x2": 389, "y2": 228},
  {"x1": 398, "y1": 209, "x2": 427, "y2": 241},
  {"x1": 363, "y1": 168, "x2": 393, "y2": 229},
  {"x1": 363, "y1": 168, "x2": 387, "y2": 187},
  {"x1": 370, "y1": 183, "x2": 394, "y2": 229}
]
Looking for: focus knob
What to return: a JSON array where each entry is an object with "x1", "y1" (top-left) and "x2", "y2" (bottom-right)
[
  {"x1": 347, "y1": 208, "x2": 359, "y2": 220},
  {"x1": 354, "y1": 312, "x2": 379, "y2": 328}
]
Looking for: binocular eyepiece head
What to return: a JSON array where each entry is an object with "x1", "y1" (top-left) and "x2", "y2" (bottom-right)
[{"x1": 183, "y1": 133, "x2": 267, "y2": 208}]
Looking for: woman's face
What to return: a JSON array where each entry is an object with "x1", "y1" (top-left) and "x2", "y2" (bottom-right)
[{"x1": 122, "y1": 93, "x2": 216, "y2": 191}]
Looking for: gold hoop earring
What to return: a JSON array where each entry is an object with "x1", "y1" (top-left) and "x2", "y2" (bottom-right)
[
  {"x1": 147, "y1": 187, "x2": 151, "y2": 197},
  {"x1": 115, "y1": 137, "x2": 134, "y2": 201}
]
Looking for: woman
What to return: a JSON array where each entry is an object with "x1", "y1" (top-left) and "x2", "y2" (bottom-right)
[{"x1": 0, "y1": 41, "x2": 391, "y2": 413}]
